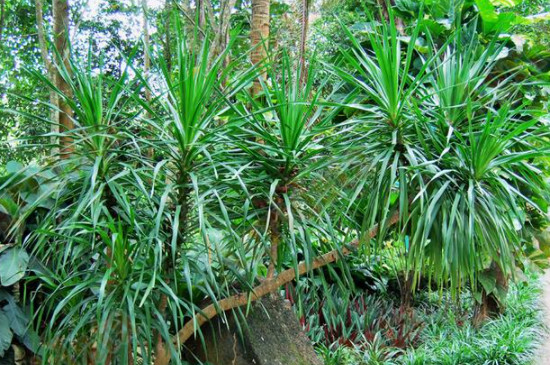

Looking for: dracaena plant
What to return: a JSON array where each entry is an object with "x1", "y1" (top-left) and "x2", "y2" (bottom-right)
[
  {"x1": 408, "y1": 103, "x2": 549, "y2": 305},
  {"x1": 1, "y1": 55, "x2": 186, "y2": 364},
  {"x1": 332, "y1": 11, "x2": 550, "y2": 310},
  {"x1": 332, "y1": 11, "x2": 440, "y2": 248},
  {"x1": 226, "y1": 52, "x2": 348, "y2": 285},
  {"x1": 0, "y1": 31, "x2": 257, "y2": 363},
  {"x1": 135, "y1": 29, "x2": 267, "y2": 356},
  {"x1": 401, "y1": 25, "x2": 550, "y2": 308},
  {"x1": 422, "y1": 24, "x2": 514, "y2": 128}
]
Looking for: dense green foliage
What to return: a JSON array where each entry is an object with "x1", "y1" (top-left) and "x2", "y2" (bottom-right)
[
  {"x1": 318, "y1": 273, "x2": 544, "y2": 365},
  {"x1": 0, "y1": 0, "x2": 549, "y2": 364}
]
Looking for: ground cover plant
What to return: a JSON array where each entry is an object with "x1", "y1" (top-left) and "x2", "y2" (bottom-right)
[
  {"x1": 0, "y1": 0, "x2": 549, "y2": 364},
  {"x1": 315, "y1": 273, "x2": 545, "y2": 365}
]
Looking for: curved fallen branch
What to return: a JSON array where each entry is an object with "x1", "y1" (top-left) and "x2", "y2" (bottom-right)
[{"x1": 155, "y1": 212, "x2": 400, "y2": 365}]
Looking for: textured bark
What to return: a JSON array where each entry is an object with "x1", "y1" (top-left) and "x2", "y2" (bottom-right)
[
  {"x1": 298, "y1": 0, "x2": 309, "y2": 85},
  {"x1": 163, "y1": 0, "x2": 172, "y2": 72},
  {"x1": 197, "y1": 0, "x2": 206, "y2": 36},
  {"x1": 266, "y1": 208, "x2": 280, "y2": 279},
  {"x1": 183, "y1": 295, "x2": 323, "y2": 365},
  {"x1": 153, "y1": 211, "x2": 400, "y2": 364},
  {"x1": 250, "y1": 0, "x2": 270, "y2": 96},
  {"x1": 36, "y1": 0, "x2": 60, "y2": 153},
  {"x1": 211, "y1": 0, "x2": 237, "y2": 64},
  {"x1": 36, "y1": 0, "x2": 51, "y2": 72},
  {"x1": 53, "y1": 0, "x2": 73, "y2": 157}
]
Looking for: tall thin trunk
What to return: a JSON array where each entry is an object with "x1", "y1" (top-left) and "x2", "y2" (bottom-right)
[
  {"x1": 197, "y1": 0, "x2": 206, "y2": 40},
  {"x1": 224, "y1": 25, "x2": 230, "y2": 67},
  {"x1": 36, "y1": 0, "x2": 60, "y2": 155},
  {"x1": 298, "y1": 0, "x2": 309, "y2": 85},
  {"x1": 199, "y1": 0, "x2": 206, "y2": 28},
  {"x1": 53, "y1": 0, "x2": 73, "y2": 157},
  {"x1": 212, "y1": 0, "x2": 237, "y2": 67},
  {"x1": 250, "y1": 0, "x2": 270, "y2": 96},
  {"x1": 36, "y1": 0, "x2": 52, "y2": 88},
  {"x1": 179, "y1": 0, "x2": 194, "y2": 37},
  {"x1": 0, "y1": 0, "x2": 5, "y2": 44},
  {"x1": 163, "y1": 0, "x2": 172, "y2": 72}
]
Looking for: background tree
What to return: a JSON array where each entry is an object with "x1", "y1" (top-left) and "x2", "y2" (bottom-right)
[
  {"x1": 250, "y1": 0, "x2": 270, "y2": 95},
  {"x1": 52, "y1": 0, "x2": 73, "y2": 156},
  {"x1": 35, "y1": 0, "x2": 59, "y2": 153}
]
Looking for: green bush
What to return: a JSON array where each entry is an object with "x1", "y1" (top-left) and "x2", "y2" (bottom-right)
[{"x1": 317, "y1": 273, "x2": 545, "y2": 365}]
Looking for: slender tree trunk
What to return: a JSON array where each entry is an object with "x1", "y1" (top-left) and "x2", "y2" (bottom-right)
[
  {"x1": 178, "y1": 0, "x2": 195, "y2": 37},
  {"x1": 36, "y1": 0, "x2": 52, "y2": 87},
  {"x1": 250, "y1": 0, "x2": 270, "y2": 96},
  {"x1": 266, "y1": 208, "x2": 280, "y2": 279},
  {"x1": 298, "y1": 0, "x2": 309, "y2": 85},
  {"x1": 0, "y1": 0, "x2": 5, "y2": 44},
  {"x1": 36, "y1": 0, "x2": 60, "y2": 155},
  {"x1": 205, "y1": 0, "x2": 216, "y2": 31},
  {"x1": 199, "y1": 0, "x2": 206, "y2": 28},
  {"x1": 53, "y1": 0, "x2": 73, "y2": 157},
  {"x1": 163, "y1": 0, "x2": 172, "y2": 72},
  {"x1": 213, "y1": 0, "x2": 237, "y2": 57},
  {"x1": 197, "y1": 0, "x2": 206, "y2": 39},
  {"x1": 209, "y1": 0, "x2": 237, "y2": 74}
]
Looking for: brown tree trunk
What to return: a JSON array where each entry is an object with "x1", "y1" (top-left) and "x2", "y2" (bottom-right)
[
  {"x1": 400, "y1": 273, "x2": 414, "y2": 310},
  {"x1": 298, "y1": 0, "x2": 309, "y2": 85},
  {"x1": 212, "y1": 0, "x2": 237, "y2": 64},
  {"x1": 250, "y1": 0, "x2": 270, "y2": 96},
  {"x1": 35, "y1": 0, "x2": 60, "y2": 155},
  {"x1": 182, "y1": 295, "x2": 323, "y2": 365},
  {"x1": 197, "y1": 0, "x2": 206, "y2": 37},
  {"x1": 53, "y1": 0, "x2": 73, "y2": 157},
  {"x1": 163, "y1": 0, "x2": 172, "y2": 72},
  {"x1": 36, "y1": 0, "x2": 52, "y2": 87}
]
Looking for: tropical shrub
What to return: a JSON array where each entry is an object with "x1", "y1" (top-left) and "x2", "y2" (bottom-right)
[
  {"x1": 0, "y1": 1, "x2": 548, "y2": 364},
  {"x1": 330, "y1": 7, "x2": 549, "y2": 312}
]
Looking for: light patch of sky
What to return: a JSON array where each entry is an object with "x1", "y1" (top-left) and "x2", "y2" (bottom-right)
[
  {"x1": 85, "y1": 0, "x2": 166, "y2": 17},
  {"x1": 70, "y1": 0, "x2": 167, "y2": 76},
  {"x1": 76, "y1": 0, "x2": 164, "y2": 40}
]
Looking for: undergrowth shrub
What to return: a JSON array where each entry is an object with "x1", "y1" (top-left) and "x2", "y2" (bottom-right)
[
  {"x1": 287, "y1": 284, "x2": 423, "y2": 360},
  {"x1": 312, "y1": 273, "x2": 545, "y2": 365}
]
